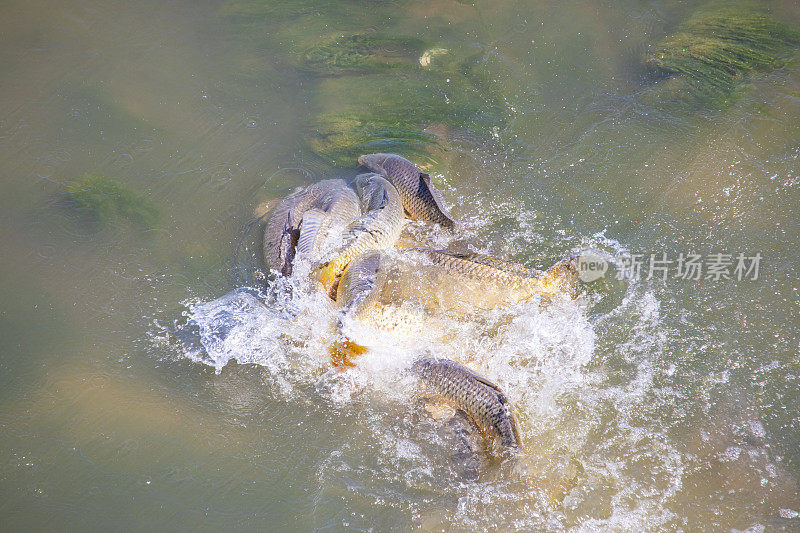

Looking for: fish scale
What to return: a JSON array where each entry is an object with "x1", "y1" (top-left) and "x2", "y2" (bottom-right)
[
  {"x1": 295, "y1": 184, "x2": 361, "y2": 258},
  {"x1": 263, "y1": 179, "x2": 355, "y2": 275},
  {"x1": 317, "y1": 173, "x2": 404, "y2": 286},
  {"x1": 412, "y1": 357, "x2": 522, "y2": 453},
  {"x1": 358, "y1": 153, "x2": 456, "y2": 228},
  {"x1": 408, "y1": 247, "x2": 580, "y2": 301},
  {"x1": 336, "y1": 250, "x2": 387, "y2": 318}
]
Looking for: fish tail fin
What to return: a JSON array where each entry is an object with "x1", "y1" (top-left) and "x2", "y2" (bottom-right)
[
  {"x1": 539, "y1": 255, "x2": 579, "y2": 297},
  {"x1": 329, "y1": 339, "x2": 368, "y2": 368},
  {"x1": 316, "y1": 261, "x2": 338, "y2": 289}
]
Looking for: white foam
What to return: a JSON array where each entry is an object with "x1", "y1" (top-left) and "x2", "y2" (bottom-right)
[{"x1": 156, "y1": 192, "x2": 703, "y2": 530}]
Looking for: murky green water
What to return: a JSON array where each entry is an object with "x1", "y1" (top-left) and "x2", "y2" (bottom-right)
[{"x1": 2, "y1": 0, "x2": 800, "y2": 530}]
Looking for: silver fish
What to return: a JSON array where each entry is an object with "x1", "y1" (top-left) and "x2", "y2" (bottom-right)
[
  {"x1": 358, "y1": 153, "x2": 456, "y2": 228},
  {"x1": 336, "y1": 250, "x2": 387, "y2": 319},
  {"x1": 262, "y1": 179, "x2": 359, "y2": 275},
  {"x1": 317, "y1": 173, "x2": 404, "y2": 287},
  {"x1": 295, "y1": 184, "x2": 361, "y2": 259},
  {"x1": 412, "y1": 357, "x2": 522, "y2": 454}
]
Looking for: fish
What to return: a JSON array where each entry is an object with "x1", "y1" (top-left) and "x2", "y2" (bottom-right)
[
  {"x1": 336, "y1": 250, "x2": 388, "y2": 319},
  {"x1": 330, "y1": 250, "x2": 387, "y2": 367},
  {"x1": 263, "y1": 179, "x2": 358, "y2": 276},
  {"x1": 411, "y1": 357, "x2": 522, "y2": 455},
  {"x1": 331, "y1": 250, "x2": 434, "y2": 367},
  {"x1": 316, "y1": 173, "x2": 404, "y2": 288},
  {"x1": 295, "y1": 184, "x2": 361, "y2": 260},
  {"x1": 358, "y1": 153, "x2": 456, "y2": 228},
  {"x1": 400, "y1": 248, "x2": 579, "y2": 307}
]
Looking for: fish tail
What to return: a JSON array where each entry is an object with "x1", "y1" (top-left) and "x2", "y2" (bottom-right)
[
  {"x1": 537, "y1": 256, "x2": 579, "y2": 296},
  {"x1": 316, "y1": 261, "x2": 338, "y2": 288},
  {"x1": 329, "y1": 339, "x2": 368, "y2": 368}
]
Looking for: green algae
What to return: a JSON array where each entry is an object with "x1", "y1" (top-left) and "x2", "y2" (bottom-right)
[
  {"x1": 307, "y1": 62, "x2": 507, "y2": 165},
  {"x1": 221, "y1": 0, "x2": 508, "y2": 166},
  {"x1": 64, "y1": 174, "x2": 160, "y2": 230},
  {"x1": 309, "y1": 112, "x2": 442, "y2": 166},
  {"x1": 302, "y1": 33, "x2": 426, "y2": 74},
  {"x1": 647, "y1": 3, "x2": 800, "y2": 107}
]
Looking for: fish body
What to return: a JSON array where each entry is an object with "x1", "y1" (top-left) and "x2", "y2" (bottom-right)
[
  {"x1": 412, "y1": 357, "x2": 522, "y2": 454},
  {"x1": 336, "y1": 250, "x2": 387, "y2": 319},
  {"x1": 263, "y1": 179, "x2": 357, "y2": 275},
  {"x1": 394, "y1": 248, "x2": 579, "y2": 309},
  {"x1": 358, "y1": 153, "x2": 455, "y2": 228},
  {"x1": 295, "y1": 184, "x2": 361, "y2": 260},
  {"x1": 331, "y1": 250, "x2": 425, "y2": 367},
  {"x1": 317, "y1": 173, "x2": 404, "y2": 287}
]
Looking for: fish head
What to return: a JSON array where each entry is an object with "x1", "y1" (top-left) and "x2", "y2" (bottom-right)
[
  {"x1": 354, "y1": 172, "x2": 391, "y2": 211},
  {"x1": 337, "y1": 250, "x2": 386, "y2": 314},
  {"x1": 357, "y1": 153, "x2": 392, "y2": 172}
]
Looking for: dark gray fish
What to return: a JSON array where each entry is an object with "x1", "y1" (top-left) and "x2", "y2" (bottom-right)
[
  {"x1": 411, "y1": 357, "x2": 522, "y2": 455},
  {"x1": 262, "y1": 179, "x2": 358, "y2": 276},
  {"x1": 358, "y1": 153, "x2": 456, "y2": 228}
]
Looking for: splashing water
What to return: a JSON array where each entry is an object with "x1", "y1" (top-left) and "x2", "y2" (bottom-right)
[{"x1": 158, "y1": 189, "x2": 704, "y2": 529}]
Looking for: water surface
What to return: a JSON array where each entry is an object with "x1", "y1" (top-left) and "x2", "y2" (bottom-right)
[{"x1": 1, "y1": 0, "x2": 800, "y2": 530}]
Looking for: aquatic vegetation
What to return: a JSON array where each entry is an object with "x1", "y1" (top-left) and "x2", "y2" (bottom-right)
[
  {"x1": 309, "y1": 112, "x2": 442, "y2": 167},
  {"x1": 63, "y1": 173, "x2": 160, "y2": 230},
  {"x1": 308, "y1": 62, "x2": 506, "y2": 165},
  {"x1": 302, "y1": 33, "x2": 426, "y2": 74},
  {"x1": 647, "y1": 3, "x2": 800, "y2": 107},
  {"x1": 305, "y1": 52, "x2": 506, "y2": 165},
  {"x1": 221, "y1": 0, "x2": 508, "y2": 166}
]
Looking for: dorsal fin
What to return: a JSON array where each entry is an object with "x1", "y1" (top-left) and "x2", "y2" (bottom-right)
[
  {"x1": 279, "y1": 210, "x2": 298, "y2": 275},
  {"x1": 468, "y1": 370, "x2": 505, "y2": 396},
  {"x1": 419, "y1": 248, "x2": 534, "y2": 276},
  {"x1": 461, "y1": 253, "x2": 535, "y2": 276}
]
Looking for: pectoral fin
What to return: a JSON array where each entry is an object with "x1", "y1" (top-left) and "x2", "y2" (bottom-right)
[{"x1": 297, "y1": 208, "x2": 328, "y2": 255}]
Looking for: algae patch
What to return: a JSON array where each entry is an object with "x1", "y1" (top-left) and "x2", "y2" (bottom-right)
[
  {"x1": 647, "y1": 3, "x2": 800, "y2": 107},
  {"x1": 302, "y1": 33, "x2": 427, "y2": 74},
  {"x1": 64, "y1": 174, "x2": 160, "y2": 230},
  {"x1": 221, "y1": 0, "x2": 508, "y2": 166},
  {"x1": 309, "y1": 112, "x2": 441, "y2": 167},
  {"x1": 307, "y1": 52, "x2": 508, "y2": 165}
]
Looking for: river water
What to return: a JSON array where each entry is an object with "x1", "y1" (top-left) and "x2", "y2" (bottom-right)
[{"x1": 1, "y1": 0, "x2": 799, "y2": 531}]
